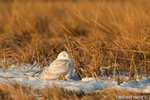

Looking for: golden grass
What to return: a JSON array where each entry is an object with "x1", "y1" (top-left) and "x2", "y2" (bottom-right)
[
  {"x1": 0, "y1": 83, "x2": 149, "y2": 100},
  {"x1": 0, "y1": 0, "x2": 150, "y2": 79},
  {"x1": 0, "y1": 82, "x2": 36, "y2": 100}
]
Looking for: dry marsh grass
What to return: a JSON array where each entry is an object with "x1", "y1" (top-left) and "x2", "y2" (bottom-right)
[
  {"x1": 0, "y1": 83, "x2": 149, "y2": 100},
  {"x1": 0, "y1": 0, "x2": 150, "y2": 79}
]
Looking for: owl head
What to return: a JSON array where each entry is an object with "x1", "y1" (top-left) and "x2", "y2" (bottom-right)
[{"x1": 57, "y1": 51, "x2": 72, "y2": 60}]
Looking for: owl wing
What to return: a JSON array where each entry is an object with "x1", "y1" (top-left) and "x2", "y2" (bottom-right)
[
  {"x1": 39, "y1": 59, "x2": 71, "y2": 79},
  {"x1": 49, "y1": 59, "x2": 71, "y2": 74},
  {"x1": 64, "y1": 59, "x2": 74, "y2": 79}
]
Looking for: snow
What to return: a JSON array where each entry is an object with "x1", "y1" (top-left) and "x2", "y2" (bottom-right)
[{"x1": 0, "y1": 63, "x2": 150, "y2": 93}]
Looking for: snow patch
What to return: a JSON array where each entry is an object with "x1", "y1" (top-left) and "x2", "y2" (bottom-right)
[{"x1": 0, "y1": 64, "x2": 150, "y2": 93}]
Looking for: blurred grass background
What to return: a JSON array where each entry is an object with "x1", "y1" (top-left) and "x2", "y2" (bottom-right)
[{"x1": 0, "y1": 0, "x2": 150, "y2": 78}]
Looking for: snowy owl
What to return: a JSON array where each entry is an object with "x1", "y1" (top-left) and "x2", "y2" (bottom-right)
[{"x1": 39, "y1": 51, "x2": 74, "y2": 80}]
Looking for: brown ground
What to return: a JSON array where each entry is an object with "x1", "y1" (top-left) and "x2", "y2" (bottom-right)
[{"x1": 0, "y1": 83, "x2": 149, "y2": 100}]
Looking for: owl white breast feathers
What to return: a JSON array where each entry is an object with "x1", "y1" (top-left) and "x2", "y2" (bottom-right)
[{"x1": 39, "y1": 51, "x2": 74, "y2": 80}]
